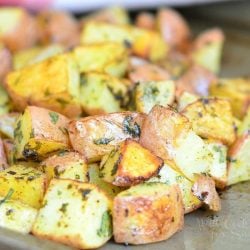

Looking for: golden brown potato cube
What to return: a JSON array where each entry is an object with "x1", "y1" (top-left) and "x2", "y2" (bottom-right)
[
  {"x1": 156, "y1": 8, "x2": 191, "y2": 51},
  {"x1": 32, "y1": 179, "x2": 113, "y2": 249},
  {"x1": 79, "y1": 73, "x2": 128, "y2": 115},
  {"x1": 88, "y1": 163, "x2": 124, "y2": 198},
  {"x1": 81, "y1": 21, "x2": 168, "y2": 62},
  {"x1": 13, "y1": 106, "x2": 70, "y2": 161},
  {"x1": 41, "y1": 151, "x2": 88, "y2": 183},
  {"x1": 191, "y1": 28, "x2": 224, "y2": 74},
  {"x1": 227, "y1": 133, "x2": 250, "y2": 185},
  {"x1": 140, "y1": 105, "x2": 191, "y2": 162},
  {"x1": 148, "y1": 162, "x2": 202, "y2": 214},
  {"x1": 6, "y1": 54, "x2": 81, "y2": 118},
  {"x1": 68, "y1": 112, "x2": 145, "y2": 162},
  {"x1": 191, "y1": 174, "x2": 221, "y2": 212},
  {"x1": 0, "y1": 137, "x2": 8, "y2": 170},
  {"x1": 0, "y1": 165, "x2": 46, "y2": 209},
  {"x1": 129, "y1": 62, "x2": 171, "y2": 84},
  {"x1": 238, "y1": 107, "x2": 250, "y2": 136},
  {"x1": 113, "y1": 182, "x2": 184, "y2": 245},
  {"x1": 73, "y1": 42, "x2": 129, "y2": 78},
  {"x1": 38, "y1": 11, "x2": 80, "y2": 48},
  {"x1": 210, "y1": 78, "x2": 250, "y2": 119},
  {"x1": 13, "y1": 44, "x2": 64, "y2": 70},
  {"x1": 176, "y1": 64, "x2": 217, "y2": 97},
  {"x1": 0, "y1": 195, "x2": 37, "y2": 234},
  {"x1": 0, "y1": 8, "x2": 39, "y2": 52},
  {"x1": 100, "y1": 139, "x2": 163, "y2": 186},
  {"x1": 0, "y1": 112, "x2": 19, "y2": 139},
  {"x1": 134, "y1": 80, "x2": 175, "y2": 113},
  {"x1": 0, "y1": 43, "x2": 12, "y2": 82},
  {"x1": 177, "y1": 91, "x2": 199, "y2": 111},
  {"x1": 181, "y1": 98, "x2": 236, "y2": 145}
]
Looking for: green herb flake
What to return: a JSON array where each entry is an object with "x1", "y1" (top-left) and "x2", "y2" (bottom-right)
[
  {"x1": 93, "y1": 137, "x2": 114, "y2": 145},
  {"x1": 122, "y1": 116, "x2": 141, "y2": 138},
  {"x1": 0, "y1": 188, "x2": 14, "y2": 207},
  {"x1": 14, "y1": 120, "x2": 23, "y2": 144},
  {"x1": 213, "y1": 145, "x2": 225, "y2": 164},
  {"x1": 49, "y1": 112, "x2": 59, "y2": 124},
  {"x1": 97, "y1": 210, "x2": 112, "y2": 238},
  {"x1": 59, "y1": 203, "x2": 68, "y2": 213}
]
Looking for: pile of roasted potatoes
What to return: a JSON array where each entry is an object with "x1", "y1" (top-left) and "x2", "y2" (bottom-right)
[{"x1": 0, "y1": 6, "x2": 249, "y2": 249}]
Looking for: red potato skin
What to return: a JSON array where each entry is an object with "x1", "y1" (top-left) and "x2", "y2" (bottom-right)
[
  {"x1": 0, "y1": 138, "x2": 8, "y2": 170},
  {"x1": 135, "y1": 12, "x2": 155, "y2": 30},
  {"x1": 0, "y1": 46, "x2": 12, "y2": 83}
]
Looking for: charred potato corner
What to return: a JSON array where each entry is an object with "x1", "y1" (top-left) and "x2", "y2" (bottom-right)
[{"x1": 0, "y1": 5, "x2": 249, "y2": 250}]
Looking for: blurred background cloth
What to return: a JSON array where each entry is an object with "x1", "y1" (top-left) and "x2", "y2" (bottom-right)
[{"x1": 0, "y1": 0, "x2": 233, "y2": 12}]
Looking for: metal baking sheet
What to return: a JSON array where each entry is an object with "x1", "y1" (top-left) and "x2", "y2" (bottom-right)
[{"x1": 0, "y1": 1, "x2": 250, "y2": 249}]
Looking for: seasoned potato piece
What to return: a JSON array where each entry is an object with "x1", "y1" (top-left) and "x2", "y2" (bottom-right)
[
  {"x1": 0, "y1": 138, "x2": 8, "y2": 170},
  {"x1": 2, "y1": 139, "x2": 14, "y2": 165},
  {"x1": 181, "y1": 98, "x2": 235, "y2": 145},
  {"x1": 6, "y1": 54, "x2": 81, "y2": 118},
  {"x1": 0, "y1": 43, "x2": 12, "y2": 82},
  {"x1": 134, "y1": 80, "x2": 175, "y2": 113},
  {"x1": 113, "y1": 182, "x2": 184, "y2": 245},
  {"x1": 148, "y1": 162, "x2": 202, "y2": 213},
  {"x1": 79, "y1": 73, "x2": 128, "y2": 115},
  {"x1": 13, "y1": 44, "x2": 64, "y2": 70},
  {"x1": 177, "y1": 91, "x2": 199, "y2": 111},
  {"x1": 227, "y1": 133, "x2": 250, "y2": 185},
  {"x1": 191, "y1": 28, "x2": 224, "y2": 74},
  {"x1": 140, "y1": 105, "x2": 191, "y2": 162},
  {"x1": 135, "y1": 12, "x2": 155, "y2": 30},
  {"x1": 32, "y1": 179, "x2": 113, "y2": 249},
  {"x1": 0, "y1": 8, "x2": 39, "y2": 52},
  {"x1": 41, "y1": 151, "x2": 88, "y2": 183},
  {"x1": 73, "y1": 42, "x2": 129, "y2": 77},
  {"x1": 81, "y1": 6, "x2": 130, "y2": 26},
  {"x1": 0, "y1": 84, "x2": 10, "y2": 116},
  {"x1": 129, "y1": 63, "x2": 170, "y2": 83},
  {"x1": 81, "y1": 21, "x2": 168, "y2": 61},
  {"x1": 14, "y1": 106, "x2": 70, "y2": 161},
  {"x1": 0, "y1": 113, "x2": 19, "y2": 139},
  {"x1": 238, "y1": 107, "x2": 250, "y2": 135},
  {"x1": 0, "y1": 165, "x2": 46, "y2": 209},
  {"x1": 38, "y1": 11, "x2": 80, "y2": 48},
  {"x1": 100, "y1": 139, "x2": 163, "y2": 186},
  {"x1": 156, "y1": 8, "x2": 191, "y2": 51},
  {"x1": 68, "y1": 112, "x2": 145, "y2": 162},
  {"x1": 0, "y1": 194, "x2": 37, "y2": 234},
  {"x1": 210, "y1": 78, "x2": 250, "y2": 119},
  {"x1": 88, "y1": 163, "x2": 124, "y2": 198},
  {"x1": 176, "y1": 64, "x2": 217, "y2": 97},
  {"x1": 191, "y1": 174, "x2": 221, "y2": 212}
]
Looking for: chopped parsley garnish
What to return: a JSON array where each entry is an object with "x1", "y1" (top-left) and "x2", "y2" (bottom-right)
[{"x1": 49, "y1": 112, "x2": 59, "y2": 124}]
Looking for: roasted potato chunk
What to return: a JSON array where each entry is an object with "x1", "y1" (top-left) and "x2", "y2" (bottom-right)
[
  {"x1": 0, "y1": 165, "x2": 46, "y2": 209},
  {"x1": 6, "y1": 54, "x2": 81, "y2": 118},
  {"x1": 13, "y1": 44, "x2": 64, "y2": 70},
  {"x1": 148, "y1": 162, "x2": 202, "y2": 213},
  {"x1": 38, "y1": 11, "x2": 80, "y2": 48},
  {"x1": 227, "y1": 133, "x2": 250, "y2": 185},
  {"x1": 191, "y1": 28, "x2": 224, "y2": 74},
  {"x1": 68, "y1": 112, "x2": 145, "y2": 162},
  {"x1": 73, "y1": 42, "x2": 129, "y2": 77},
  {"x1": 41, "y1": 151, "x2": 88, "y2": 183},
  {"x1": 140, "y1": 105, "x2": 191, "y2": 162},
  {"x1": 0, "y1": 43, "x2": 12, "y2": 82},
  {"x1": 181, "y1": 98, "x2": 235, "y2": 145},
  {"x1": 100, "y1": 139, "x2": 163, "y2": 186},
  {"x1": 2, "y1": 139, "x2": 14, "y2": 165},
  {"x1": 0, "y1": 113, "x2": 19, "y2": 139},
  {"x1": 81, "y1": 21, "x2": 168, "y2": 61},
  {"x1": 238, "y1": 107, "x2": 250, "y2": 136},
  {"x1": 113, "y1": 182, "x2": 184, "y2": 245},
  {"x1": 88, "y1": 163, "x2": 124, "y2": 198},
  {"x1": 13, "y1": 106, "x2": 70, "y2": 161},
  {"x1": 210, "y1": 78, "x2": 250, "y2": 119},
  {"x1": 0, "y1": 8, "x2": 39, "y2": 52},
  {"x1": 0, "y1": 194, "x2": 37, "y2": 234},
  {"x1": 0, "y1": 137, "x2": 8, "y2": 170},
  {"x1": 177, "y1": 91, "x2": 199, "y2": 111},
  {"x1": 0, "y1": 84, "x2": 10, "y2": 116},
  {"x1": 134, "y1": 80, "x2": 175, "y2": 113},
  {"x1": 32, "y1": 179, "x2": 113, "y2": 249},
  {"x1": 191, "y1": 174, "x2": 221, "y2": 212},
  {"x1": 79, "y1": 73, "x2": 128, "y2": 115},
  {"x1": 156, "y1": 8, "x2": 191, "y2": 51},
  {"x1": 135, "y1": 12, "x2": 155, "y2": 30}
]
